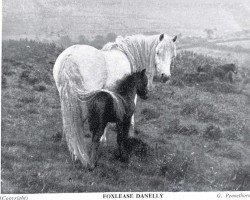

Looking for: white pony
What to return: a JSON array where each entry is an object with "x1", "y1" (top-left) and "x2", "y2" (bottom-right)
[{"x1": 53, "y1": 33, "x2": 177, "y2": 166}]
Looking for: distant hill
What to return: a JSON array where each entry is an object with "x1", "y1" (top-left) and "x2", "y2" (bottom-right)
[{"x1": 3, "y1": 0, "x2": 250, "y2": 41}]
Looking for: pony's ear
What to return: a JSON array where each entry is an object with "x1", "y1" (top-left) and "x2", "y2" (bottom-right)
[
  {"x1": 159, "y1": 34, "x2": 164, "y2": 41},
  {"x1": 141, "y1": 69, "x2": 146, "y2": 76},
  {"x1": 172, "y1": 35, "x2": 177, "y2": 42}
]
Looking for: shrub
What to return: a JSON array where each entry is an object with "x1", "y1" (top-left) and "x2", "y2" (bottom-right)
[
  {"x1": 181, "y1": 124, "x2": 199, "y2": 136},
  {"x1": 19, "y1": 70, "x2": 40, "y2": 85},
  {"x1": 171, "y1": 51, "x2": 229, "y2": 87},
  {"x1": 197, "y1": 81, "x2": 238, "y2": 94},
  {"x1": 164, "y1": 118, "x2": 181, "y2": 134},
  {"x1": 124, "y1": 138, "x2": 150, "y2": 159},
  {"x1": 203, "y1": 124, "x2": 222, "y2": 140},
  {"x1": 33, "y1": 84, "x2": 46, "y2": 92},
  {"x1": 224, "y1": 127, "x2": 241, "y2": 141},
  {"x1": 227, "y1": 164, "x2": 250, "y2": 191},
  {"x1": 28, "y1": 107, "x2": 40, "y2": 114},
  {"x1": 18, "y1": 96, "x2": 37, "y2": 104},
  {"x1": 181, "y1": 101, "x2": 199, "y2": 116},
  {"x1": 197, "y1": 103, "x2": 218, "y2": 123},
  {"x1": 168, "y1": 78, "x2": 185, "y2": 87},
  {"x1": 159, "y1": 151, "x2": 194, "y2": 183},
  {"x1": 141, "y1": 108, "x2": 160, "y2": 120},
  {"x1": 2, "y1": 76, "x2": 7, "y2": 89},
  {"x1": 2, "y1": 62, "x2": 16, "y2": 76},
  {"x1": 20, "y1": 69, "x2": 52, "y2": 86},
  {"x1": 163, "y1": 118, "x2": 198, "y2": 136},
  {"x1": 19, "y1": 70, "x2": 30, "y2": 80}
]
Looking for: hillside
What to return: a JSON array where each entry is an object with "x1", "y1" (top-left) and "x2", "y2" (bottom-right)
[
  {"x1": 1, "y1": 40, "x2": 250, "y2": 193},
  {"x1": 3, "y1": 0, "x2": 250, "y2": 41}
]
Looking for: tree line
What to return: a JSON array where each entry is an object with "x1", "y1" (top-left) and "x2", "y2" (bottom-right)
[{"x1": 59, "y1": 33, "x2": 117, "y2": 49}]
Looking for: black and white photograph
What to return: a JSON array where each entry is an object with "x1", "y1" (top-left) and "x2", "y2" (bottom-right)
[{"x1": 1, "y1": 0, "x2": 250, "y2": 197}]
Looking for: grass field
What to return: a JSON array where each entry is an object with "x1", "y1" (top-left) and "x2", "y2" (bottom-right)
[
  {"x1": 217, "y1": 40, "x2": 250, "y2": 49},
  {"x1": 185, "y1": 47, "x2": 250, "y2": 67},
  {"x1": 1, "y1": 39, "x2": 250, "y2": 193}
]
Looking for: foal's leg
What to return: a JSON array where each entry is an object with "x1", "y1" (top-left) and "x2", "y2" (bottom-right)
[
  {"x1": 89, "y1": 123, "x2": 107, "y2": 169},
  {"x1": 117, "y1": 118, "x2": 131, "y2": 162},
  {"x1": 129, "y1": 94, "x2": 137, "y2": 137},
  {"x1": 100, "y1": 123, "x2": 108, "y2": 145}
]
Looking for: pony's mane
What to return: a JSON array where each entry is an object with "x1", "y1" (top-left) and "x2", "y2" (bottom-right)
[
  {"x1": 102, "y1": 34, "x2": 161, "y2": 73},
  {"x1": 114, "y1": 71, "x2": 141, "y2": 96}
]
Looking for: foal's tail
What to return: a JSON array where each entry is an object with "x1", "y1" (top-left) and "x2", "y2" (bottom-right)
[{"x1": 57, "y1": 58, "x2": 90, "y2": 167}]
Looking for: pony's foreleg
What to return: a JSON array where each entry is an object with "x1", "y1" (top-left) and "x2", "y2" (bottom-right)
[
  {"x1": 129, "y1": 94, "x2": 138, "y2": 137},
  {"x1": 148, "y1": 73, "x2": 155, "y2": 91}
]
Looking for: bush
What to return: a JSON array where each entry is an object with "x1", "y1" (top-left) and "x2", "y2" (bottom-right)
[
  {"x1": 2, "y1": 76, "x2": 7, "y2": 89},
  {"x1": 171, "y1": 51, "x2": 229, "y2": 87},
  {"x1": 159, "y1": 151, "x2": 194, "y2": 183},
  {"x1": 197, "y1": 81, "x2": 238, "y2": 94},
  {"x1": 33, "y1": 84, "x2": 46, "y2": 92},
  {"x1": 18, "y1": 95, "x2": 37, "y2": 104},
  {"x1": 19, "y1": 70, "x2": 40, "y2": 85},
  {"x1": 141, "y1": 108, "x2": 160, "y2": 120},
  {"x1": 168, "y1": 78, "x2": 185, "y2": 87},
  {"x1": 19, "y1": 69, "x2": 52, "y2": 87},
  {"x1": 124, "y1": 138, "x2": 150, "y2": 159},
  {"x1": 163, "y1": 118, "x2": 198, "y2": 136},
  {"x1": 203, "y1": 124, "x2": 222, "y2": 140},
  {"x1": 224, "y1": 127, "x2": 241, "y2": 141},
  {"x1": 181, "y1": 101, "x2": 199, "y2": 116},
  {"x1": 164, "y1": 118, "x2": 180, "y2": 134},
  {"x1": 28, "y1": 107, "x2": 40, "y2": 114},
  {"x1": 197, "y1": 103, "x2": 218, "y2": 123},
  {"x1": 227, "y1": 164, "x2": 250, "y2": 191}
]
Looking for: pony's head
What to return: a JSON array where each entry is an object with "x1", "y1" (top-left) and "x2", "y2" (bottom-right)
[
  {"x1": 155, "y1": 34, "x2": 177, "y2": 82},
  {"x1": 136, "y1": 69, "x2": 149, "y2": 100}
]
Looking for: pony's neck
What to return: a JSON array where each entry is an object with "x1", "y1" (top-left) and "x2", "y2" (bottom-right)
[{"x1": 115, "y1": 35, "x2": 159, "y2": 72}]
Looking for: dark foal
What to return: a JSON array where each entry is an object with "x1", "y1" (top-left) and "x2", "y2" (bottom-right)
[
  {"x1": 78, "y1": 69, "x2": 148, "y2": 169},
  {"x1": 197, "y1": 63, "x2": 237, "y2": 83}
]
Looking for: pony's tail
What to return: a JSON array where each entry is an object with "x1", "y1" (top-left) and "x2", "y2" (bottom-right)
[{"x1": 57, "y1": 58, "x2": 90, "y2": 167}]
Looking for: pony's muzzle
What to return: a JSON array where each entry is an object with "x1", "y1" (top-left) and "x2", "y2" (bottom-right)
[{"x1": 161, "y1": 74, "x2": 170, "y2": 83}]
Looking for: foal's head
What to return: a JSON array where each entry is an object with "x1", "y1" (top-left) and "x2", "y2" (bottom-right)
[{"x1": 116, "y1": 69, "x2": 149, "y2": 100}]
